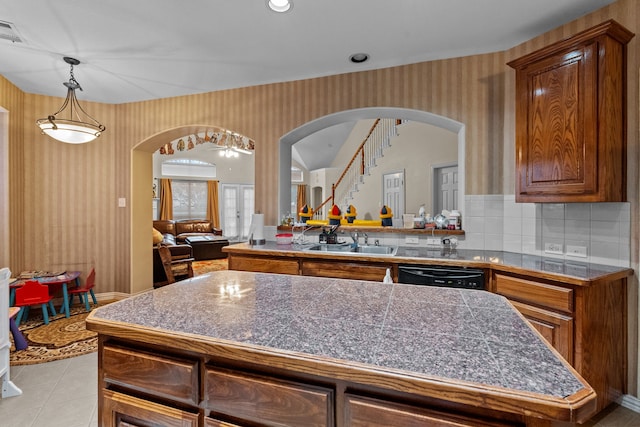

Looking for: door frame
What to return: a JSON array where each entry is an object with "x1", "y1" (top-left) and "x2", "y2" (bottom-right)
[
  {"x1": 382, "y1": 169, "x2": 405, "y2": 223},
  {"x1": 220, "y1": 183, "x2": 254, "y2": 242},
  {"x1": 431, "y1": 161, "x2": 458, "y2": 214}
]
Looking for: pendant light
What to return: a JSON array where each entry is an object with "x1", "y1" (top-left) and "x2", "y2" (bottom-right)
[{"x1": 36, "y1": 57, "x2": 106, "y2": 144}]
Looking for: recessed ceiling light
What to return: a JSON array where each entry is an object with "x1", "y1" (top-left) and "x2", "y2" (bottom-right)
[
  {"x1": 349, "y1": 53, "x2": 369, "y2": 64},
  {"x1": 267, "y1": 0, "x2": 292, "y2": 13}
]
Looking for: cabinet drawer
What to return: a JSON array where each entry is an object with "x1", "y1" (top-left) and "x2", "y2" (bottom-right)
[
  {"x1": 345, "y1": 394, "x2": 514, "y2": 427},
  {"x1": 302, "y1": 260, "x2": 391, "y2": 281},
  {"x1": 229, "y1": 255, "x2": 299, "y2": 275},
  {"x1": 204, "y1": 366, "x2": 333, "y2": 427},
  {"x1": 494, "y1": 274, "x2": 573, "y2": 313},
  {"x1": 102, "y1": 389, "x2": 199, "y2": 427},
  {"x1": 205, "y1": 418, "x2": 243, "y2": 427},
  {"x1": 103, "y1": 345, "x2": 199, "y2": 405}
]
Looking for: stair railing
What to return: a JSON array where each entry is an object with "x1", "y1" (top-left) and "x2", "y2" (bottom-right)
[{"x1": 312, "y1": 118, "x2": 399, "y2": 219}]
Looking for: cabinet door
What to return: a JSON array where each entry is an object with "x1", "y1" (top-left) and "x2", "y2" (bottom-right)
[
  {"x1": 510, "y1": 300, "x2": 573, "y2": 364},
  {"x1": 302, "y1": 260, "x2": 391, "y2": 281},
  {"x1": 204, "y1": 366, "x2": 333, "y2": 427},
  {"x1": 345, "y1": 394, "x2": 515, "y2": 427},
  {"x1": 205, "y1": 418, "x2": 244, "y2": 427},
  {"x1": 228, "y1": 255, "x2": 299, "y2": 275},
  {"x1": 103, "y1": 345, "x2": 199, "y2": 405},
  {"x1": 515, "y1": 43, "x2": 597, "y2": 201},
  {"x1": 102, "y1": 389, "x2": 199, "y2": 427}
]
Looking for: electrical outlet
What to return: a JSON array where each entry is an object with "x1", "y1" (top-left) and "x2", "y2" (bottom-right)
[
  {"x1": 544, "y1": 242, "x2": 563, "y2": 255},
  {"x1": 426, "y1": 237, "x2": 441, "y2": 246},
  {"x1": 566, "y1": 245, "x2": 587, "y2": 258},
  {"x1": 405, "y1": 236, "x2": 419, "y2": 245}
]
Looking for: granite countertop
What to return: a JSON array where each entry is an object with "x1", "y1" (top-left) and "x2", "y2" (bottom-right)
[
  {"x1": 90, "y1": 270, "x2": 589, "y2": 401},
  {"x1": 224, "y1": 242, "x2": 632, "y2": 283}
]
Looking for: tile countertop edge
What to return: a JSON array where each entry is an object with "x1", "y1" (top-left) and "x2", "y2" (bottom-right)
[
  {"x1": 85, "y1": 312, "x2": 597, "y2": 424},
  {"x1": 223, "y1": 242, "x2": 634, "y2": 285}
]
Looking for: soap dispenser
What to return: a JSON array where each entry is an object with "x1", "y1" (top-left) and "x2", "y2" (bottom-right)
[{"x1": 383, "y1": 268, "x2": 393, "y2": 284}]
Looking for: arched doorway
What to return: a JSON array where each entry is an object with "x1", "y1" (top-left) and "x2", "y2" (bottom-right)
[
  {"x1": 278, "y1": 107, "x2": 465, "y2": 220},
  {"x1": 130, "y1": 125, "x2": 255, "y2": 294}
]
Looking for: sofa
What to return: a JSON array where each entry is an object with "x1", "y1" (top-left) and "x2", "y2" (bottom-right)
[
  {"x1": 152, "y1": 220, "x2": 195, "y2": 286},
  {"x1": 152, "y1": 221, "x2": 226, "y2": 282}
]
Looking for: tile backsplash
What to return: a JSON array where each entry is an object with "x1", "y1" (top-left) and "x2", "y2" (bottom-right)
[{"x1": 462, "y1": 195, "x2": 631, "y2": 267}]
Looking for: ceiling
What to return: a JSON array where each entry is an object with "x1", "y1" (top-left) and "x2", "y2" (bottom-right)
[{"x1": 0, "y1": 0, "x2": 615, "y2": 105}]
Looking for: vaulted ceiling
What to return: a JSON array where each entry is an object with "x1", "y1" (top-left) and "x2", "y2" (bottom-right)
[{"x1": 0, "y1": 0, "x2": 614, "y2": 104}]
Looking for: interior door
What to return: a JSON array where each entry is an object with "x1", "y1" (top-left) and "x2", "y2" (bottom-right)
[
  {"x1": 221, "y1": 184, "x2": 254, "y2": 242},
  {"x1": 382, "y1": 171, "x2": 404, "y2": 223},
  {"x1": 433, "y1": 165, "x2": 458, "y2": 214}
]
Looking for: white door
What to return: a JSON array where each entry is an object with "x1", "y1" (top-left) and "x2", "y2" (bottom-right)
[
  {"x1": 434, "y1": 165, "x2": 458, "y2": 214},
  {"x1": 221, "y1": 184, "x2": 254, "y2": 242},
  {"x1": 382, "y1": 171, "x2": 404, "y2": 223}
]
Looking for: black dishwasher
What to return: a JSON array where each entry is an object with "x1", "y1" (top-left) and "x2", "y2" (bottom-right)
[{"x1": 398, "y1": 265, "x2": 486, "y2": 290}]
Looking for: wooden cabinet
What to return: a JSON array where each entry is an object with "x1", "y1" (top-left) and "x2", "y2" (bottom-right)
[
  {"x1": 302, "y1": 259, "x2": 393, "y2": 281},
  {"x1": 494, "y1": 273, "x2": 574, "y2": 363},
  {"x1": 102, "y1": 389, "x2": 200, "y2": 427},
  {"x1": 508, "y1": 20, "x2": 633, "y2": 202},
  {"x1": 510, "y1": 301, "x2": 573, "y2": 364},
  {"x1": 493, "y1": 271, "x2": 626, "y2": 412},
  {"x1": 344, "y1": 394, "x2": 516, "y2": 427},
  {"x1": 97, "y1": 338, "x2": 550, "y2": 427},
  {"x1": 228, "y1": 254, "x2": 299, "y2": 274},
  {"x1": 204, "y1": 366, "x2": 333, "y2": 427}
]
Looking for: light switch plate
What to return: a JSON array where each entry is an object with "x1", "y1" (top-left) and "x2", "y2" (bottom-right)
[{"x1": 118, "y1": 197, "x2": 126, "y2": 208}]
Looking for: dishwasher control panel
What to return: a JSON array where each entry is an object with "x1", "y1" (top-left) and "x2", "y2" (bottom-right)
[{"x1": 398, "y1": 265, "x2": 486, "y2": 290}]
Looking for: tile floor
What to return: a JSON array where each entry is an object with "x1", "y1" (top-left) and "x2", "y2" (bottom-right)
[
  {"x1": 0, "y1": 353, "x2": 97, "y2": 427},
  {"x1": 1, "y1": 351, "x2": 640, "y2": 426}
]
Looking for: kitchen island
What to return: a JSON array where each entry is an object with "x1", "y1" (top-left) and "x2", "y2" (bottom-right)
[
  {"x1": 87, "y1": 270, "x2": 596, "y2": 426},
  {"x1": 225, "y1": 242, "x2": 631, "y2": 415}
]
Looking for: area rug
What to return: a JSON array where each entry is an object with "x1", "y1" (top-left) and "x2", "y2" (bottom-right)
[
  {"x1": 8, "y1": 261, "x2": 228, "y2": 365},
  {"x1": 192, "y1": 257, "x2": 228, "y2": 275},
  {"x1": 9, "y1": 304, "x2": 106, "y2": 366}
]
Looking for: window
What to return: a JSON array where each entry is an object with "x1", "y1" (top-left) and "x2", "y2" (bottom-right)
[
  {"x1": 291, "y1": 185, "x2": 298, "y2": 217},
  {"x1": 161, "y1": 159, "x2": 216, "y2": 178},
  {"x1": 172, "y1": 180, "x2": 207, "y2": 220},
  {"x1": 291, "y1": 166, "x2": 303, "y2": 182}
]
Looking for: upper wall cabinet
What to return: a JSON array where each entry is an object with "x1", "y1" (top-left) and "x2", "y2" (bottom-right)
[{"x1": 508, "y1": 20, "x2": 634, "y2": 203}]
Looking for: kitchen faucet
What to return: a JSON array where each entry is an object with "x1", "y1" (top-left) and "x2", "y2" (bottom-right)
[{"x1": 350, "y1": 230, "x2": 359, "y2": 248}]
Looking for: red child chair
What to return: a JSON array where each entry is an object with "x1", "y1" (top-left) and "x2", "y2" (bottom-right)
[
  {"x1": 14, "y1": 280, "x2": 57, "y2": 325},
  {"x1": 68, "y1": 268, "x2": 98, "y2": 311}
]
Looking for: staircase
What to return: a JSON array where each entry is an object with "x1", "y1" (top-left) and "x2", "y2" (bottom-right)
[{"x1": 313, "y1": 118, "x2": 403, "y2": 218}]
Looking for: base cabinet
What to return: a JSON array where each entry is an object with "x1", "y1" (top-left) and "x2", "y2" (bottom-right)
[
  {"x1": 302, "y1": 260, "x2": 393, "y2": 281},
  {"x1": 97, "y1": 339, "x2": 556, "y2": 427},
  {"x1": 344, "y1": 394, "x2": 516, "y2": 427},
  {"x1": 510, "y1": 300, "x2": 573, "y2": 364},
  {"x1": 228, "y1": 254, "x2": 300, "y2": 275},
  {"x1": 203, "y1": 367, "x2": 333, "y2": 427},
  {"x1": 492, "y1": 272, "x2": 626, "y2": 412},
  {"x1": 102, "y1": 389, "x2": 200, "y2": 427},
  {"x1": 493, "y1": 273, "x2": 574, "y2": 363}
]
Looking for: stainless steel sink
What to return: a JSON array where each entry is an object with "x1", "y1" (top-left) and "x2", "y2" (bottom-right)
[
  {"x1": 353, "y1": 245, "x2": 398, "y2": 255},
  {"x1": 304, "y1": 243, "x2": 397, "y2": 256},
  {"x1": 304, "y1": 243, "x2": 353, "y2": 252}
]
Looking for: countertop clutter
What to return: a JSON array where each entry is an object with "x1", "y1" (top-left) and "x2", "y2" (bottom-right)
[{"x1": 88, "y1": 270, "x2": 596, "y2": 426}]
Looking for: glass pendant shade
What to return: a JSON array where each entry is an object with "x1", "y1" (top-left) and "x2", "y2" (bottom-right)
[
  {"x1": 37, "y1": 118, "x2": 104, "y2": 144},
  {"x1": 36, "y1": 57, "x2": 105, "y2": 144}
]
